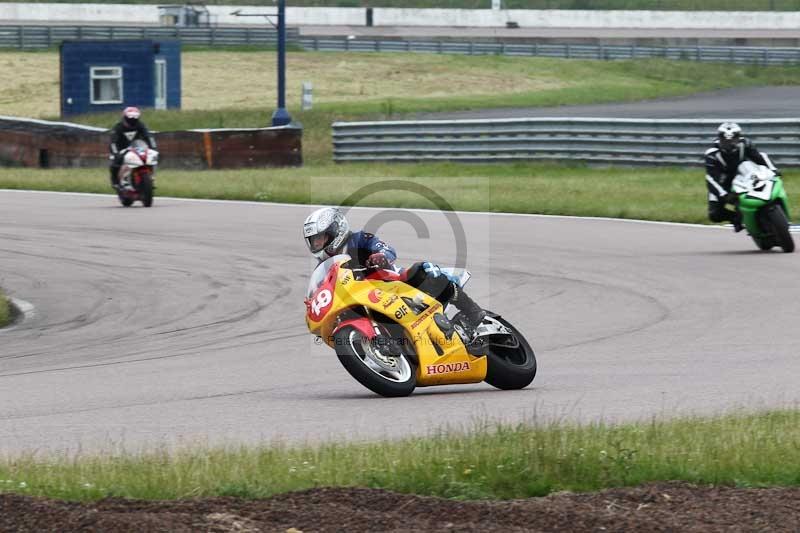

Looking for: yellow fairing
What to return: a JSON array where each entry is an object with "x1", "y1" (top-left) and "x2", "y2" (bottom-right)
[{"x1": 307, "y1": 263, "x2": 487, "y2": 386}]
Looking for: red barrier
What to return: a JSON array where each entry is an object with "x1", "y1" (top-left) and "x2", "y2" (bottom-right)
[{"x1": 0, "y1": 116, "x2": 302, "y2": 169}]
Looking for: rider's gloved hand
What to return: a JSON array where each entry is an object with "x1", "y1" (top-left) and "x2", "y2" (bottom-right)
[
  {"x1": 366, "y1": 252, "x2": 390, "y2": 269},
  {"x1": 773, "y1": 169, "x2": 782, "y2": 177},
  {"x1": 723, "y1": 191, "x2": 739, "y2": 204}
]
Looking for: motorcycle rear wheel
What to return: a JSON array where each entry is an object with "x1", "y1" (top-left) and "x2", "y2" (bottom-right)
[
  {"x1": 482, "y1": 315, "x2": 537, "y2": 390},
  {"x1": 333, "y1": 326, "x2": 416, "y2": 397}
]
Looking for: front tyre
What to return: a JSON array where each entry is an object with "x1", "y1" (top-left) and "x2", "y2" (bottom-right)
[
  {"x1": 766, "y1": 205, "x2": 794, "y2": 253},
  {"x1": 482, "y1": 315, "x2": 537, "y2": 390},
  {"x1": 140, "y1": 173, "x2": 154, "y2": 208},
  {"x1": 333, "y1": 326, "x2": 416, "y2": 397}
]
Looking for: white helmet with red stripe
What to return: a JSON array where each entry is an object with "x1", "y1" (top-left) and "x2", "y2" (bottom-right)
[{"x1": 122, "y1": 106, "x2": 141, "y2": 128}]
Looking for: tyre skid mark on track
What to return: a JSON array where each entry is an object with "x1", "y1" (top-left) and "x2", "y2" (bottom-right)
[
  {"x1": 0, "y1": 330, "x2": 309, "y2": 379},
  {"x1": 491, "y1": 266, "x2": 671, "y2": 353},
  {"x1": 0, "y1": 381, "x2": 330, "y2": 423}
]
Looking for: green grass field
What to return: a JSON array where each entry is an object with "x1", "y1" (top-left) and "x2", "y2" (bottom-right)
[
  {"x1": 4, "y1": 164, "x2": 796, "y2": 224},
  {"x1": 2, "y1": 0, "x2": 798, "y2": 10},
  {"x1": 3, "y1": 409, "x2": 800, "y2": 501},
  {"x1": 3, "y1": 50, "x2": 800, "y2": 164}
]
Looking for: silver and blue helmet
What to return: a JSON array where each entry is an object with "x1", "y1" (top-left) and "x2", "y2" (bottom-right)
[{"x1": 303, "y1": 207, "x2": 351, "y2": 261}]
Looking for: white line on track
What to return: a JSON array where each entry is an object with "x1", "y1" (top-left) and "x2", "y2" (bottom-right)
[{"x1": 0, "y1": 189, "x2": 730, "y2": 230}]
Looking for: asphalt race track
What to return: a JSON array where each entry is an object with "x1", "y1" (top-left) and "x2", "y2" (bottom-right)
[
  {"x1": 414, "y1": 86, "x2": 800, "y2": 120},
  {"x1": 1, "y1": 190, "x2": 799, "y2": 454}
]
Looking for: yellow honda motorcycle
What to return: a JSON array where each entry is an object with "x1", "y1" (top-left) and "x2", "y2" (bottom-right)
[{"x1": 305, "y1": 254, "x2": 537, "y2": 397}]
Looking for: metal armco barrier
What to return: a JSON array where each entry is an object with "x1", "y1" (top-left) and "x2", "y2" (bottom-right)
[
  {"x1": 301, "y1": 38, "x2": 800, "y2": 66},
  {"x1": 332, "y1": 118, "x2": 800, "y2": 166},
  {"x1": 2, "y1": 26, "x2": 800, "y2": 67},
  {"x1": 0, "y1": 25, "x2": 298, "y2": 49}
]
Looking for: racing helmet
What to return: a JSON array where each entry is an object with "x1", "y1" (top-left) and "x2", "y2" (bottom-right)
[
  {"x1": 122, "y1": 106, "x2": 141, "y2": 128},
  {"x1": 303, "y1": 207, "x2": 351, "y2": 261},
  {"x1": 717, "y1": 122, "x2": 742, "y2": 154}
]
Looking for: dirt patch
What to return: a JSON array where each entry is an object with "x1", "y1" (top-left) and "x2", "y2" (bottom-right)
[{"x1": 3, "y1": 482, "x2": 800, "y2": 532}]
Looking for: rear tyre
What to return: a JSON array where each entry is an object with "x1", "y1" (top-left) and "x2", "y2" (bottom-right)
[
  {"x1": 766, "y1": 206, "x2": 794, "y2": 253},
  {"x1": 333, "y1": 326, "x2": 416, "y2": 397},
  {"x1": 482, "y1": 314, "x2": 537, "y2": 390}
]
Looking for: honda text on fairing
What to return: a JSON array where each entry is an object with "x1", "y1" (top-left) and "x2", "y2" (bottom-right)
[
  {"x1": 115, "y1": 139, "x2": 158, "y2": 208},
  {"x1": 305, "y1": 254, "x2": 537, "y2": 397},
  {"x1": 731, "y1": 162, "x2": 794, "y2": 253}
]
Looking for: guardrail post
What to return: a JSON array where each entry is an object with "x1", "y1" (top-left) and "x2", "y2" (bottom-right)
[
  {"x1": 47, "y1": 26, "x2": 52, "y2": 48},
  {"x1": 763, "y1": 49, "x2": 769, "y2": 66},
  {"x1": 18, "y1": 26, "x2": 24, "y2": 49},
  {"x1": 438, "y1": 41, "x2": 443, "y2": 54}
]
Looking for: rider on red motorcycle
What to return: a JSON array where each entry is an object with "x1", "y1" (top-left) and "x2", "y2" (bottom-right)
[
  {"x1": 303, "y1": 207, "x2": 487, "y2": 342},
  {"x1": 109, "y1": 107, "x2": 157, "y2": 191}
]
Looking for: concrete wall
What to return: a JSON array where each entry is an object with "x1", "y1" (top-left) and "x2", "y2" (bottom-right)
[
  {"x1": 0, "y1": 116, "x2": 302, "y2": 169},
  {"x1": 2, "y1": 4, "x2": 799, "y2": 30}
]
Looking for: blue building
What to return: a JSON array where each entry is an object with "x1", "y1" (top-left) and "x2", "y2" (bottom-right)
[{"x1": 60, "y1": 40, "x2": 181, "y2": 117}]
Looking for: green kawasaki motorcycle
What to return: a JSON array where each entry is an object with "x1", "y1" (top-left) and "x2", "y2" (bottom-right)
[{"x1": 732, "y1": 162, "x2": 794, "y2": 253}]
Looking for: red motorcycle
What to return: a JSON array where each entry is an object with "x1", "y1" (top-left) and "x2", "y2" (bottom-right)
[{"x1": 116, "y1": 140, "x2": 158, "y2": 208}]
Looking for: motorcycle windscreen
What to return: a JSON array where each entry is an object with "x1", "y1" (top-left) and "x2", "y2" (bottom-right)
[{"x1": 307, "y1": 254, "x2": 351, "y2": 298}]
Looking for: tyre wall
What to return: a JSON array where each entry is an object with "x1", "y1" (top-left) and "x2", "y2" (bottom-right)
[{"x1": 0, "y1": 116, "x2": 302, "y2": 169}]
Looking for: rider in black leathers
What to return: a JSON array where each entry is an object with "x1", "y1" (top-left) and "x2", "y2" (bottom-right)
[
  {"x1": 109, "y1": 107, "x2": 157, "y2": 191},
  {"x1": 705, "y1": 122, "x2": 780, "y2": 232}
]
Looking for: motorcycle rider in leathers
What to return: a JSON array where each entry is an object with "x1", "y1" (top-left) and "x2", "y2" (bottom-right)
[
  {"x1": 109, "y1": 107, "x2": 157, "y2": 192},
  {"x1": 303, "y1": 207, "x2": 486, "y2": 343},
  {"x1": 705, "y1": 122, "x2": 780, "y2": 232}
]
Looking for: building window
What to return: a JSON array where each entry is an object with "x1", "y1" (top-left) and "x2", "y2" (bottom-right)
[{"x1": 90, "y1": 66, "x2": 123, "y2": 104}]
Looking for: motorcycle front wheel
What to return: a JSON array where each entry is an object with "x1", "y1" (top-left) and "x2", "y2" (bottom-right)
[
  {"x1": 140, "y1": 173, "x2": 154, "y2": 208},
  {"x1": 333, "y1": 326, "x2": 416, "y2": 397},
  {"x1": 766, "y1": 205, "x2": 794, "y2": 253},
  {"x1": 481, "y1": 314, "x2": 537, "y2": 390}
]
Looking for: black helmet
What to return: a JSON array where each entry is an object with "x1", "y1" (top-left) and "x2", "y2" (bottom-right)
[{"x1": 717, "y1": 122, "x2": 742, "y2": 154}]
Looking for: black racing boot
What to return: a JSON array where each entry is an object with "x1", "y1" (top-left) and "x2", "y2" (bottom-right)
[
  {"x1": 110, "y1": 166, "x2": 120, "y2": 190},
  {"x1": 450, "y1": 283, "x2": 486, "y2": 346},
  {"x1": 732, "y1": 210, "x2": 744, "y2": 233}
]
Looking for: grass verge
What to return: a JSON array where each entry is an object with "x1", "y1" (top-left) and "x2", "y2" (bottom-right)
[
  {"x1": 0, "y1": 288, "x2": 9, "y2": 328},
  {"x1": 1, "y1": 164, "x2": 798, "y2": 224},
  {"x1": 2, "y1": 409, "x2": 800, "y2": 501}
]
